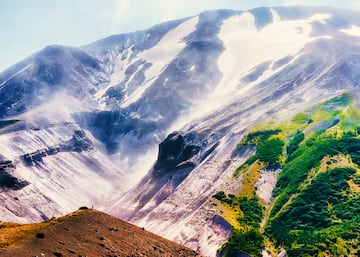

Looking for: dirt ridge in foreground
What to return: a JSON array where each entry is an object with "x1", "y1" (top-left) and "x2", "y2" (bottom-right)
[{"x1": 0, "y1": 208, "x2": 201, "y2": 257}]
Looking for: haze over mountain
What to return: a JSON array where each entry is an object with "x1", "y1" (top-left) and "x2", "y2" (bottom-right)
[{"x1": 0, "y1": 6, "x2": 360, "y2": 257}]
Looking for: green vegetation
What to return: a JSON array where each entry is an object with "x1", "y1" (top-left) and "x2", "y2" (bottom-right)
[
  {"x1": 273, "y1": 137, "x2": 360, "y2": 202},
  {"x1": 214, "y1": 162, "x2": 265, "y2": 256},
  {"x1": 291, "y1": 113, "x2": 313, "y2": 124},
  {"x1": 213, "y1": 191, "x2": 233, "y2": 205},
  {"x1": 215, "y1": 194, "x2": 265, "y2": 257},
  {"x1": 286, "y1": 131, "x2": 304, "y2": 157},
  {"x1": 237, "y1": 129, "x2": 282, "y2": 147},
  {"x1": 217, "y1": 94, "x2": 360, "y2": 257},
  {"x1": 267, "y1": 135, "x2": 360, "y2": 256},
  {"x1": 256, "y1": 138, "x2": 284, "y2": 167},
  {"x1": 268, "y1": 167, "x2": 360, "y2": 256},
  {"x1": 221, "y1": 229, "x2": 265, "y2": 257},
  {"x1": 237, "y1": 197, "x2": 263, "y2": 229},
  {"x1": 234, "y1": 129, "x2": 284, "y2": 176}
]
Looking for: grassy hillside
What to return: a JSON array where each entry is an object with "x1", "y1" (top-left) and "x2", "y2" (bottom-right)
[{"x1": 216, "y1": 94, "x2": 360, "y2": 257}]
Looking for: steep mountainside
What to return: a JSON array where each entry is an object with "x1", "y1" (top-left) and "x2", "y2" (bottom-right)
[
  {"x1": 212, "y1": 94, "x2": 360, "y2": 257},
  {"x1": 1, "y1": 5, "x2": 360, "y2": 257},
  {"x1": 0, "y1": 208, "x2": 200, "y2": 257}
]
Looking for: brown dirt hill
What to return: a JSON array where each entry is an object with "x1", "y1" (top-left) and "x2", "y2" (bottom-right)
[{"x1": 0, "y1": 208, "x2": 201, "y2": 257}]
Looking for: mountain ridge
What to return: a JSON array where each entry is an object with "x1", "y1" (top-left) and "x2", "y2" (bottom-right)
[
  {"x1": 0, "y1": 207, "x2": 201, "y2": 257},
  {"x1": 1, "y1": 6, "x2": 360, "y2": 257}
]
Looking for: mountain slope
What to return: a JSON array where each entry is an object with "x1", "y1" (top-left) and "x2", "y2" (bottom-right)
[
  {"x1": 107, "y1": 7, "x2": 360, "y2": 256},
  {"x1": 0, "y1": 45, "x2": 108, "y2": 118},
  {"x1": 0, "y1": 8, "x2": 241, "y2": 223},
  {"x1": 1, "y1": 5, "x2": 360, "y2": 257},
  {"x1": 213, "y1": 94, "x2": 360, "y2": 256},
  {"x1": 0, "y1": 208, "x2": 201, "y2": 257}
]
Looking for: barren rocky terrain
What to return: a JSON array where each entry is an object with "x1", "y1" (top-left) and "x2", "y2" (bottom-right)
[{"x1": 0, "y1": 208, "x2": 201, "y2": 257}]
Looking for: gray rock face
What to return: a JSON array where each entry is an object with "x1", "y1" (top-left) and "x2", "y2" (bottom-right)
[
  {"x1": 20, "y1": 130, "x2": 93, "y2": 166},
  {"x1": 153, "y1": 132, "x2": 200, "y2": 177},
  {"x1": 0, "y1": 160, "x2": 28, "y2": 190}
]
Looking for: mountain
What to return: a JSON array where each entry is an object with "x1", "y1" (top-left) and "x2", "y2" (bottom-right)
[
  {"x1": 0, "y1": 207, "x2": 200, "y2": 256},
  {"x1": 0, "y1": 5, "x2": 360, "y2": 257},
  {"x1": 210, "y1": 94, "x2": 360, "y2": 257}
]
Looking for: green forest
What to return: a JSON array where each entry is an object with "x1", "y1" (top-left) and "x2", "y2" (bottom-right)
[{"x1": 215, "y1": 94, "x2": 360, "y2": 257}]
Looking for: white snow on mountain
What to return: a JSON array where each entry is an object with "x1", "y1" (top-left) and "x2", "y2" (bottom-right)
[
  {"x1": 1, "y1": 6, "x2": 360, "y2": 257},
  {"x1": 121, "y1": 16, "x2": 199, "y2": 108},
  {"x1": 341, "y1": 25, "x2": 360, "y2": 36},
  {"x1": 0, "y1": 91, "x2": 127, "y2": 222},
  {"x1": 0, "y1": 63, "x2": 33, "y2": 89},
  {"x1": 94, "y1": 46, "x2": 134, "y2": 102},
  {"x1": 214, "y1": 10, "x2": 331, "y2": 97},
  {"x1": 172, "y1": 10, "x2": 333, "y2": 131}
]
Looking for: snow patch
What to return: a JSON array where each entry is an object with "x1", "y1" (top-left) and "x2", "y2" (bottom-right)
[
  {"x1": 0, "y1": 63, "x2": 33, "y2": 88},
  {"x1": 95, "y1": 47, "x2": 134, "y2": 107},
  {"x1": 341, "y1": 25, "x2": 360, "y2": 37},
  {"x1": 270, "y1": 9, "x2": 280, "y2": 22},
  {"x1": 121, "y1": 17, "x2": 199, "y2": 108},
  {"x1": 172, "y1": 11, "x2": 332, "y2": 129},
  {"x1": 215, "y1": 11, "x2": 332, "y2": 98},
  {"x1": 309, "y1": 13, "x2": 331, "y2": 22}
]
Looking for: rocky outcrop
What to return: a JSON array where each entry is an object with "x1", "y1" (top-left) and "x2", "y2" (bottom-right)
[
  {"x1": 153, "y1": 132, "x2": 201, "y2": 177},
  {"x1": 62, "y1": 130, "x2": 93, "y2": 152},
  {"x1": 0, "y1": 160, "x2": 28, "y2": 190},
  {"x1": 152, "y1": 131, "x2": 220, "y2": 178},
  {"x1": 111, "y1": 130, "x2": 222, "y2": 221},
  {"x1": 21, "y1": 130, "x2": 93, "y2": 166}
]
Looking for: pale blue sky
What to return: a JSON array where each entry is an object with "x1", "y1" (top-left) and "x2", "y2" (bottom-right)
[{"x1": 1, "y1": 0, "x2": 360, "y2": 72}]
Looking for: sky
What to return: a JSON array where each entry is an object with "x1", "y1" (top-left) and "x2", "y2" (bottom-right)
[{"x1": 1, "y1": 0, "x2": 360, "y2": 72}]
